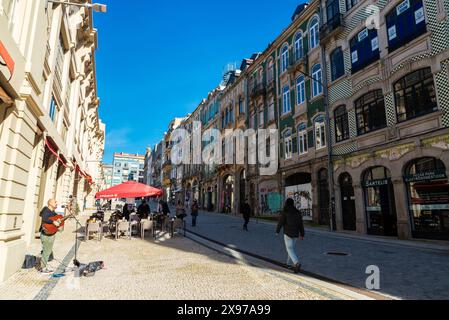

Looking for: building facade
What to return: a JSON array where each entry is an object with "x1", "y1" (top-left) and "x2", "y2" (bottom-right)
[
  {"x1": 148, "y1": 0, "x2": 449, "y2": 241},
  {"x1": 112, "y1": 153, "x2": 145, "y2": 186},
  {"x1": 0, "y1": 0, "x2": 105, "y2": 281}
]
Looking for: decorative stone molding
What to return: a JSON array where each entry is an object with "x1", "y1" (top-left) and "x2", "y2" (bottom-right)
[
  {"x1": 375, "y1": 143, "x2": 415, "y2": 161},
  {"x1": 422, "y1": 134, "x2": 449, "y2": 150},
  {"x1": 346, "y1": 153, "x2": 370, "y2": 169}
]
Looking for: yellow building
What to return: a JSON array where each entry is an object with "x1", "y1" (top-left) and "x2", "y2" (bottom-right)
[{"x1": 0, "y1": 0, "x2": 105, "y2": 282}]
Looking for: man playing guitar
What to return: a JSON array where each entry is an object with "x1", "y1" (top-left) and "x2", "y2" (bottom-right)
[{"x1": 39, "y1": 199, "x2": 68, "y2": 273}]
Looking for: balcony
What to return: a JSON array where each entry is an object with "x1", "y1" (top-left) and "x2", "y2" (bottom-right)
[
  {"x1": 287, "y1": 50, "x2": 307, "y2": 74},
  {"x1": 320, "y1": 14, "x2": 345, "y2": 43},
  {"x1": 250, "y1": 82, "x2": 266, "y2": 99}
]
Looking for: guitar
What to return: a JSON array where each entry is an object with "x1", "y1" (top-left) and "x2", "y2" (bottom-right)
[{"x1": 42, "y1": 210, "x2": 75, "y2": 236}]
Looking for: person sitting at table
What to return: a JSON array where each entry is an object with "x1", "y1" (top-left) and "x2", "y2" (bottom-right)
[
  {"x1": 137, "y1": 200, "x2": 150, "y2": 219},
  {"x1": 123, "y1": 203, "x2": 130, "y2": 221}
]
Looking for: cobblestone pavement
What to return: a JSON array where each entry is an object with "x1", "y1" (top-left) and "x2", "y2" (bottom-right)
[
  {"x1": 183, "y1": 211, "x2": 449, "y2": 300},
  {"x1": 0, "y1": 214, "x2": 372, "y2": 300}
]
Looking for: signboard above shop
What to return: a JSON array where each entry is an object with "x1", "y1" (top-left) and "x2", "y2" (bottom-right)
[{"x1": 404, "y1": 171, "x2": 447, "y2": 183}]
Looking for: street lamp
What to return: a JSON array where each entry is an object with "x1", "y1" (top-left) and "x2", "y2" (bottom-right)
[
  {"x1": 295, "y1": 62, "x2": 336, "y2": 232},
  {"x1": 46, "y1": 0, "x2": 107, "y2": 13}
]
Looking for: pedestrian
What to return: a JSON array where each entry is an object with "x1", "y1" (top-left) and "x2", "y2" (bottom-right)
[
  {"x1": 39, "y1": 199, "x2": 65, "y2": 274},
  {"x1": 176, "y1": 200, "x2": 187, "y2": 220},
  {"x1": 191, "y1": 199, "x2": 199, "y2": 227},
  {"x1": 137, "y1": 200, "x2": 150, "y2": 219},
  {"x1": 159, "y1": 200, "x2": 170, "y2": 216},
  {"x1": 276, "y1": 198, "x2": 305, "y2": 274},
  {"x1": 241, "y1": 199, "x2": 251, "y2": 231}
]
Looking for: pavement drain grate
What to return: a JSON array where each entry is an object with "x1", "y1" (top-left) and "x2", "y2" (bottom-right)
[{"x1": 325, "y1": 252, "x2": 350, "y2": 256}]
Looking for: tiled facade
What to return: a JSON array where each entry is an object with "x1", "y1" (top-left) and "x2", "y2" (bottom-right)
[{"x1": 150, "y1": 0, "x2": 449, "y2": 241}]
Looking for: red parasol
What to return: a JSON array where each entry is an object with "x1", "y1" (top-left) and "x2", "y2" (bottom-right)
[{"x1": 95, "y1": 181, "x2": 163, "y2": 199}]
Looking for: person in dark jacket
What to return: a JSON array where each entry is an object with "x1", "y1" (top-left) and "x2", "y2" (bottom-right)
[
  {"x1": 122, "y1": 203, "x2": 130, "y2": 221},
  {"x1": 137, "y1": 200, "x2": 150, "y2": 219},
  {"x1": 241, "y1": 199, "x2": 252, "y2": 231},
  {"x1": 191, "y1": 200, "x2": 199, "y2": 227},
  {"x1": 276, "y1": 198, "x2": 305, "y2": 274}
]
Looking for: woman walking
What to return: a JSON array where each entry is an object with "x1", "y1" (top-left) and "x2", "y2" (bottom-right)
[{"x1": 276, "y1": 198, "x2": 305, "y2": 274}]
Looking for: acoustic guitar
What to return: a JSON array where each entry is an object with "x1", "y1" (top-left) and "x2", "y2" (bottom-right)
[{"x1": 42, "y1": 210, "x2": 74, "y2": 236}]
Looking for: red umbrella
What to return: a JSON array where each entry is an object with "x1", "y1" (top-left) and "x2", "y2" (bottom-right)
[{"x1": 95, "y1": 181, "x2": 163, "y2": 199}]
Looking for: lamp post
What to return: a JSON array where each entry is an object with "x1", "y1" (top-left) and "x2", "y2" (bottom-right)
[
  {"x1": 46, "y1": 0, "x2": 107, "y2": 13},
  {"x1": 295, "y1": 60, "x2": 336, "y2": 232}
]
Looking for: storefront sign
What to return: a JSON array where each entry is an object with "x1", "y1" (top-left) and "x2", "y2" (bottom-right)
[
  {"x1": 404, "y1": 171, "x2": 447, "y2": 183},
  {"x1": 364, "y1": 179, "x2": 390, "y2": 188}
]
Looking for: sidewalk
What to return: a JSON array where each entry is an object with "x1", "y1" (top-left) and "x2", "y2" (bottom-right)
[{"x1": 184, "y1": 210, "x2": 449, "y2": 300}]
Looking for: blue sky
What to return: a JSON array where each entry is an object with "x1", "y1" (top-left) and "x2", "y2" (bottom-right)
[{"x1": 95, "y1": 0, "x2": 306, "y2": 164}]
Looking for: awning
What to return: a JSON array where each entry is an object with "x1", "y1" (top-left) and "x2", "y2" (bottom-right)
[
  {"x1": 0, "y1": 85, "x2": 13, "y2": 105},
  {"x1": 95, "y1": 181, "x2": 163, "y2": 199},
  {"x1": 0, "y1": 40, "x2": 15, "y2": 78},
  {"x1": 45, "y1": 138, "x2": 67, "y2": 168}
]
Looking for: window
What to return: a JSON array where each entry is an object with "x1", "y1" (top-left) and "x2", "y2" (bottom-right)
[
  {"x1": 309, "y1": 18, "x2": 320, "y2": 50},
  {"x1": 267, "y1": 60, "x2": 274, "y2": 83},
  {"x1": 281, "y1": 45, "x2": 289, "y2": 73},
  {"x1": 315, "y1": 116, "x2": 326, "y2": 149},
  {"x1": 259, "y1": 109, "x2": 264, "y2": 127},
  {"x1": 239, "y1": 97, "x2": 245, "y2": 114},
  {"x1": 298, "y1": 124, "x2": 308, "y2": 155},
  {"x1": 268, "y1": 98, "x2": 275, "y2": 121},
  {"x1": 394, "y1": 68, "x2": 437, "y2": 122},
  {"x1": 49, "y1": 97, "x2": 56, "y2": 121},
  {"x1": 334, "y1": 105, "x2": 350, "y2": 142},
  {"x1": 350, "y1": 28, "x2": 380, "y2": 74},
  {"x1": 312, "y1": 64, "x2": 323, "y2": 97},
  {"x1": 294, "y1": 32, "x2": 303, "y2": 61},
  {"x1": 296, "y1": 76, "x2": 306, "y2": 105},
  {"x1": 283, "y1": 85, "x2": 291, "y2": 114},
  {"x1": 326, "y1": 0, "x2": 341, "y2": 23},
  {"x1": 230, "y1": 106, "x2": 234, "y2": 123},
  {"x1": 386, "y1": 0, "x2": 426, "y2": 53},
  {"x1": 346, "y1": 0, "x2": 359, "y2": 11},
  {"x1": 355, "y1": 90, "x2": 387, "y2": 135},
  {"x1": 284, "y1": 130, "x2": 293, "y2": 160},
  {"x1": 330, "y1": 47, "x2": 345, "y2": 81}
]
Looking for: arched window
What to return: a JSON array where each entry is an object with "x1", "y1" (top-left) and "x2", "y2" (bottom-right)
[
  {"x1": 386, "y1": 0, "x2": 426, "y2": 53},
  {"x1": 281, "y1": 45, "x2": 289, "y2": 73},
  {"x1": 314, "y1": 115, "x2": 326, "y2": 149},
  {"x1": 297, "y1": 123, "x2": 308, "y2": 155},
  {"x1": 283, "y1": 129, "x2": 293, "y2": 160},
  {"x1": 330, "y1": 47, "x2": 345, "y2": 81},
  {"x1": 334, "y1": 105, "x2": 349, "y2": 142},
  {"x1": 312, "y1": 64, "x2": 323, "y2": 97},
  {"x1": 394, "y1": 68, "x2": 437, "y2": 122},
  {"x1": 350, "y1": 28, "x2": 379, "y2": 74},
  {"x1": 294, "y1": 32, "x2": 303, "y2": 61},
  {"x1": 309, "y1": 17, "x2": 320, "y2": 50},
  {"x1": 355, "y1": 90, "x2": 387, "y2": 135}
]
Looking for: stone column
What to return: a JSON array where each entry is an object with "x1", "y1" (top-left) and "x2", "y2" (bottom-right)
[
  {"x1": 392, "y1": 178, "x2": 412, "y2": 240},
  {"x1": 311, "y1": 169, "x2": 319, "y2": 224},
  {"x1": 354, "y1": 184, "x2": 367, "y2": 234},
  {"x1": 334, "y1": 184, "x2": 344, "y2": 231}
]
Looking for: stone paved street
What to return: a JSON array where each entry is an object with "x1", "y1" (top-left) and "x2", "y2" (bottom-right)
[
  {"x1": 184, "y1": 211, "x2": 449, "y2": 300},
  {"x1": 0, "y1": 214, "x2": 373, "y2": 300}
]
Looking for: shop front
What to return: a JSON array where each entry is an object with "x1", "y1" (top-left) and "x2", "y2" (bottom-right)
[
  {"x1": 363, "y1": 167, "x2": 398, "y2": 237},
  {"x1": 221, "y1": 175, "x2": 234, "y2": 213},
  {"x1": 259, "y1": 180, "x2": 282, "y2": 215},
  {"x1": 405, "y1": 157, "x2": 449, "y2": 240},
  {"x1": 284, "y1": 173, "x2": 313, "y2": 221}
]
